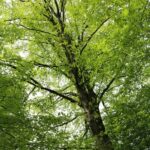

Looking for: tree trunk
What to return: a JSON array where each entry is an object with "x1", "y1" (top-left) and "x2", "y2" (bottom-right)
[
  {"x1": 85, "y1": 102, "x2": 113, "y2": 150},
  {"x1": 77, "y1": 85, "x2": 113, "y2": 150},
  {"x1": 70, "y1": 62, "x2": 113, "y2": 149},
  {"x1": 89, "y1": 107, "x2": 113, "y2": 150}
]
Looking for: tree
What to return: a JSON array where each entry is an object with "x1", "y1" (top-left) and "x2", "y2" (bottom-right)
[{"x1": 0, "y1": 0, "x2": 149, "y2": 149}]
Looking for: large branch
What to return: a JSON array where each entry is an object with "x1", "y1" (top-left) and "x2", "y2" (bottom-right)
[
  {"x1": 80, "y1": 18, "x2": 110, "y2": 55},
  {"x1": 28, "y1": 78, "x2": 78, "y2": 104},
  {"x1": 0, "y1": 61, "x2": 78, "y2": 104}
]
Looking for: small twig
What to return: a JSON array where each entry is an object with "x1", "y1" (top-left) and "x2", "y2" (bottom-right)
[
  {"x1": 23, "y1": 86, "x2": 36, "y2": 102},
  {"x1": 53, "y1": 115, "x2": 79, "y2": 128},
  {"x1": 0, "y1": 126, "x2": 16, "y2": 139}
]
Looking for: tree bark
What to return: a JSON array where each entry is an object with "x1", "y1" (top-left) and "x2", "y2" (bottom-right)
[
  {"x1": 84, "y1": 98, "x2": 113, "y2": 150},
  {"x1": 77, "y1": 85, "x2": 113, "y2": 150}
]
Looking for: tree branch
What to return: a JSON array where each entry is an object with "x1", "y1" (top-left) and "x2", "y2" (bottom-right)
[
  {"x1": 34, "y1": 62, "x2": 59, "y2": 68},
  {"x1": 99, "y1": 77, "x2": 115, "y2": 100},
  {"x1": 23, "y1": 86, "x2": 36, "y2": 102},
  {"x1": 63, "y1": 92, "x2": 79, "y2": 97},
  {"x1": 78, "y1": 23, "x2": 88, "y2": 43},
  {"x1": 60, "y1": 0, "x2": 66, "y2": 22},
  {"x1": 42, "y1": 13, "x2": 57, "y2": 25},
  {"x1": 54, "y1": 0, "x2": 61, "y2": 18},
  {"x1": 0, "y1": 61, "x2": 78, "y2": 104},
  {"x1": 16, "y1": 24, "x2": 56, "y2": 36},
  {"x1": 80, "y1": 18, "x2": 110, "y2": 54},
  {"x1": 0, "y1": 61, "x2": 17, "y2": 69},
  {"x1": 29, "y1": 77, "x2": 78, "y2": 104},
  {"x1": 0, "y1": 126, "x2": 16, "y2": 139},
  {"x1": 53, "y1": 115, "x2": 79, "y2": 128}
]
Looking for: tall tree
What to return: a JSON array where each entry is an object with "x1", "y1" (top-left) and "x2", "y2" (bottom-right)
[{"x1": 0, "y1": 0, "x2": 149, "y2": 149}]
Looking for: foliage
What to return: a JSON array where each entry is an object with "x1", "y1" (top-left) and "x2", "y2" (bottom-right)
[
  {"x1": 0, "y1": 0, "x2": 149, "y2": 149},
  {"x1": 105, "y1": 85, "x2": 150, "y2": 150}
]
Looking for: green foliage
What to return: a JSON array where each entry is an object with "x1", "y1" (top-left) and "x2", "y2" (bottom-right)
[
  {"x1": 0, "y1": 0, "x2": 149, "y2": 149},
  {"x1": 105, "y1": 85, "x2": 150, "y2": 150},
  {"x1": 0, "y1": 73, "x2": 31, "y2": 149}
]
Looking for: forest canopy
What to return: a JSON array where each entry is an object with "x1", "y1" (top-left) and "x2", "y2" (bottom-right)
[{"x1": 0, "y1": 0, "x2": 149, "y2": 149}]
